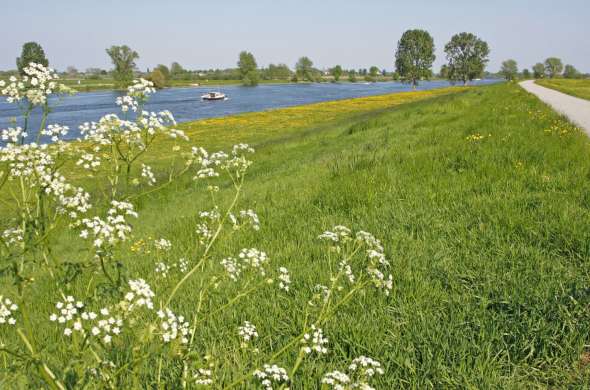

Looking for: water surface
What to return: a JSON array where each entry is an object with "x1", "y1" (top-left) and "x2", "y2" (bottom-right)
[{"x1": 0, "y1": 80, "x2": 499, "y2": 142}]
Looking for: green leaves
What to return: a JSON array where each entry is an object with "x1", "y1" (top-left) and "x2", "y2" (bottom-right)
[{"x1": 395, "y1": 29, "x2": 436, "y2": 88}]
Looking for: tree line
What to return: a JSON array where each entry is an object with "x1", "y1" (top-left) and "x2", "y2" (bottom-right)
[
  {"x1": 6, "y1": 40, "x2": 587, "y2": 90},
  {"x1": 499, "y1": 57, "x2": 585, "y2": 81}
]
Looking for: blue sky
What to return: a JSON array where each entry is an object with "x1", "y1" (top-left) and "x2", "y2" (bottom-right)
[{"x1": 1, "y1": 0, "x2": 588, "y2": 73}]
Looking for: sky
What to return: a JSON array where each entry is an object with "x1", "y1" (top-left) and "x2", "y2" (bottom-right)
[{"x1": 1, "y1": 0, "x2": 589, "y2": 73}]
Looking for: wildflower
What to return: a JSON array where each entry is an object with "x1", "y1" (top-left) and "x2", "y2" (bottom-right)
[
  {"x1": 323, "y1": 356, "x2": 384, "y2": 389},
  {"x1": 141, "y1": 164, "x2": 156, "y2": 186},
  {"x1": 2, "y1": 227, "x2": 24, "y2": 248},
  {"x1": 76, "y1": 153, "x2": 101, "y2": 171},
  {"x1": 124, "y1": 279, "x2": 155, "y2": 311},
  {"x1": 221, "y1": 257, "x2": 241, "y2": 281},
  {"x1": 238, "y1": 248, "x2": 269, "y2": 275},
  {"x1": 77, "y1": 200, "x2": 137, "y2": 250},
  {"x1": 253, "y1": 364, "x2": 289, "y2": 389},
  {"x1": 278, "y1": 267, "x2": 291, "y2": 291},
  {"x1": 192, "y1": 368, "x2": 213, "y2": 385},
  {"x1": 301, "y1": 325, "x2": 328, "y2": 355},
  {"x1": 157, "y1": 308, "x2": 191, "y2": 344},
  {"x1": 238, "y1": 321, "x2": 258, "y2": 344},
  {"x1": 155, "y1": 262, "x2": 171, "y2": 278},
  {"x1": 0, "y1": 296, "x2": 18, "y2": 325},
  {"x1": 321, "y1": 370, "x2": 351, "y2": 389},
  {"x1": 154, "y1": 238, "x2": 172, "y2": 251}
]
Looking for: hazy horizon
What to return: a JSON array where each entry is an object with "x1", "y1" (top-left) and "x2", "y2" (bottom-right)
[{"x1": 1, "y1": 0, "x2": 589, "y2": 73}]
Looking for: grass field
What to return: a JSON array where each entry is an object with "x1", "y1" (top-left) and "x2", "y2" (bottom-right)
[
  {"x1": 2, "y1": 82, "x2": 590, "y2": 387},
  {"x1": 536, "y1": 79, "x2": 590, "y2": 100}
]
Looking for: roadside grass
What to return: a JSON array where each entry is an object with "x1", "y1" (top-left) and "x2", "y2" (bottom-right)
[
  {"x1": 3, "y1": 83, "x2": 590, "y2": 387},
  {"x1": 536, "y1": 79, "x2": 590, "y2": 100}
]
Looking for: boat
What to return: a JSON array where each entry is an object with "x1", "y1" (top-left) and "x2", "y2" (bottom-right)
[{"x1": 201, "y1": 91, "x2": 227, "y2": 101}]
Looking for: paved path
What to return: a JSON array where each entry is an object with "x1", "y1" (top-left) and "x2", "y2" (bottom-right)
[{"x1": 519, "y1": 80, "x2": 590, "y2": 135}]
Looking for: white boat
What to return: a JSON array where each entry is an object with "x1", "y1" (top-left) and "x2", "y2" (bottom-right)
[{"x1": 201, "y1": 91, "x2": 227, "y2": 101}]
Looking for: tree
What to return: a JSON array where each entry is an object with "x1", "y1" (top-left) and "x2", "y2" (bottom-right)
[
  {"x1": 148, "y1": 69, "x2": 167, "y2": 89},
  {"x1": 264, "y1": 64, "x2": 292, "y2": 80},
  {"x1": 238, "y1": 51, "x2": 259, "y2": 86},
  {"x1": 395, "y1": 29, "x2": 436, "y2": 89},
  {"x1": 563, "y1": 64, "x2": 580, "y2": 79},
  {"x1": 544, "y1": 57, "x2": 563, "y2": 78},
  {"x1": 295, "y1": 57, "x2": 314, "y2": 81},
  {"x1": 444, "y1": 32, "x2": 490, "y2": 84},
  {"x1": 16, "y1": 42, "x2": 49, "y2": 75},
  {"x1": 155, "y1": 64, "x2": 170, "y2": 81},
  {"x1": 439, "y1": 64, "x2": 449, "y2": 79},
  {"x1": 170, "y1": 62, "x2": 185, "y2": 79},
  {"x1": 367, "y1": 66, "x2": 380, "y2": 82},
  {"x1": 331, "y1": 65, "x2": 343, "y2": 82},
  {"x1": 532, "y1": 63, "x2": 545, "y2": 79},
  {"x1": 106, "y1": 45, "x2": 139, "y2": 88},
  {"x1": 522, "y1": 69, "x2": 531, "y2": 79},
  {"x1": 348, "y1": 69, "x2": 357, "y2": 82},
  {"x1": 500, "y1": 59, "x2": 518, "y2": 81}
]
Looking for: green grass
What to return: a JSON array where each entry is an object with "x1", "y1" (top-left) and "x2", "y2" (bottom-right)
[
  {"x1": 536, "y1": 78, "x2": 590, "y2": 100},
  {"x1": 3, "y1": 83, "x2": 590, "y2": 387}
]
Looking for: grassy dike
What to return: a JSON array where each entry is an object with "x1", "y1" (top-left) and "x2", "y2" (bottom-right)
[
  {"x1": 4, "y1": 83, "x2": 590, "y2": 387},
  {"x1": 536, "y1": 79, "x2": 590, "y2": 100}
]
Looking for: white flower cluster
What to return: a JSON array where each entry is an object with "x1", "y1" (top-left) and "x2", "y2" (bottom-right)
[
  {"x1": 141, "y1": 164, "x2": 156, "y2": 186},
  {"x1": 238, "y1": 321, "x2": 258, "y2": 343},
  {"x1": 221, "y1": 248, "x2": 270, "y2": 281},
  {"x1": 229, "y1": 209, "x2": 260, "y2": 231},
  {"x1": 0, "y1": 140, "x2": 91, "y2": 220},
  {"x1": 157, "y1": 308, "x2": 191, "y2": 344},
  {"x1": 76, "y1": 153, "x2": 101, "y2": 171},
  {"x1": 41, "y1": 124, "x2": 69, "y2": 142},
  {"x1": 319, "y1": 226, "x2": 393, "y2": 295},
  {"x1": 78, "y1": 200, "x2": 137, "y2": 249},
  {"x1": 1, "y1": 127, "x2": 26, "y2": 144},
  {"x1": 155, "y1": 258, "x2": 190, "y2": 279},
  {"x1": 190, "y1": 144, "x2": 254, "y2": 180},
  {"x1": 154, "y1": 237, "x2": 172, "y2": 251},
  {"x1": 2, "y1": 227, "x2": 24, "y2": 248},
  {"x1": 79, "y1": 110, "x2": 186, "y2": 150},
  {"x1": 49, "y1": 297, "x2": 123, "y2": 344},
  {"x1": 278, "y1": 267, "x2": 291, "y2": 292},
  {"x1": 0, "y1": 296, "x2": 18, "y2": 325},
  {"x1": 322, "y1": 356, "x2": 384, "y2": 390},
  {"x1": 195, "y1": 208, "x2": 221, "y2": 244},
  {"x1": 301, "y1": 324, "x2": 328, "y2": 355},
  {"x1": 192, "y1": 368, "x2": 213, "y2": 385},
  {"x1": 155, "y1": 262, "x2": 171, "y2": 278},
  {"x1": 253, "y1": 364, "x2": 289, "y2": 390},
  {"x1": 0, "y1": 63, "x2": 72, "y2": 105},
  {"x1": 124, "y1": 279, "x2": 155, "y2": 311}
]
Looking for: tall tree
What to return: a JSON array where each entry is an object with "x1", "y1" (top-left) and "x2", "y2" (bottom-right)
[
  {"x1": 348, "y1": 69, "x2": 357, "y2": 82},
  {"x1": 532, "y1": 63, "x2": 545, "y2": 79},
  {"x1": 368, "y1": 66, "x2": 380, "y2": 82},
  {"x1": 238, "y1": 51, "x2": 259, "y2": 86},
  {"x1": 500, "y1": 59, "x2": 518, "y2": 81},
  {"x1": 295, "y1": 57, "x2": 314, "y2": 81},
  {"x1": 444, "y1": 32, "x2": 490, "y2": 85},
  {"x1": 439, "y1": 64, "x2": 449, "y2": 79},
  {"x1": 563, "y1": 64, "x2": 580, "y2": 79},
  {"x1": 395, "y1": 29, "x2": 436, "y2": 89},
  {"x1": 16, "y1": 42, "x2": 49, "y2": 75},
  {"x1": 544, "y1": 57, "x2": 563, "y2": 78},
  {"x1": 155, "y1": 64, "x2": 170, "y2": 81},
  {"x1": 170, "y1": 62, "x2": 185, "y2": 79},
  {"x1": 522, "y1": 69, "x2": 531, "y2": 79},
  {"x1": 106, "y1": 45, "x2": 139, "y2": 88},
  {"x1": 331, "y1": 65, "x2": 343, "y2": 82}
]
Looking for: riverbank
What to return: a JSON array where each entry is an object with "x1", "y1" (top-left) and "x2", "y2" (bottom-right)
[{"x1": 3, "y1": 82, "x2": 590, "y2": 387}]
